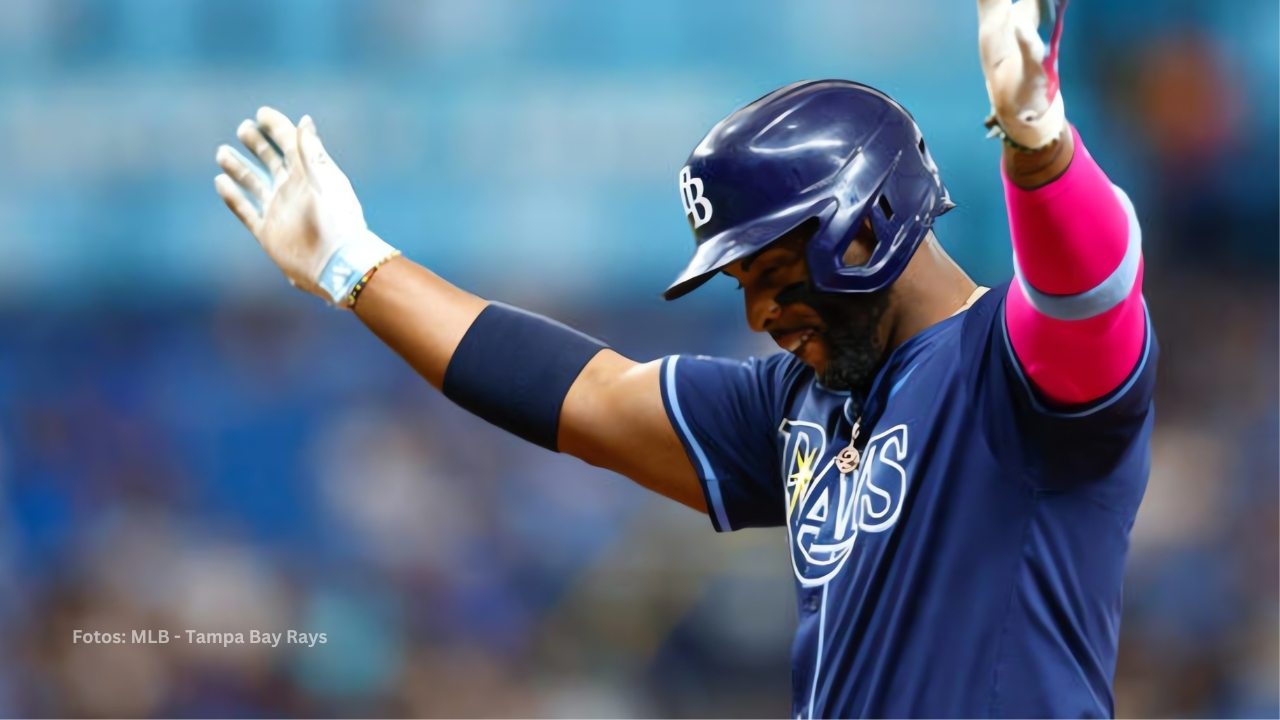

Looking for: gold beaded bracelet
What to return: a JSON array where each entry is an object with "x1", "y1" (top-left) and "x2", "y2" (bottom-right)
[
  {"x1": 346, "y1": 250, "x2": 401, "y2": 309},
  {"x1": 983, "y1": 114, "x2": 1059, "y2": 154}
]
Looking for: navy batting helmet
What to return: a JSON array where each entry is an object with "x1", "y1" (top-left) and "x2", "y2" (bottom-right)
[{"x1": 664, "y1": 80, "x2": 954, "y2": 300}]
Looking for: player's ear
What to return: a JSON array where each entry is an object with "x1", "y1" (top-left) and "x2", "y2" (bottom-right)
[{"x1": 841, "y1": 217, "x2": 877, "y2": 268}]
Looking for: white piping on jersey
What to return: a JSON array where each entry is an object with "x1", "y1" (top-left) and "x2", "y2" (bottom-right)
[
  {"x1": 1012, "y1": 185, "x2": 1142, "y2": 321},
  {"x1": 663, "y1": 356, "x2": 733, "y2": 530}
]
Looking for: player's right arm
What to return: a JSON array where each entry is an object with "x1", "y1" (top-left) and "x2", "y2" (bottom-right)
[{"x1": 214, "y1": 107, "x2": 706, "y2": 512}]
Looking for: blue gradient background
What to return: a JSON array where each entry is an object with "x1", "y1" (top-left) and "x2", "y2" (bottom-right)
[{"x1": 0, "y1": 1, "x2": 1275, "y2": 716}]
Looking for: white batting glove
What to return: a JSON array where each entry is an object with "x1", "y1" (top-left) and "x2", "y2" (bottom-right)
[
  {"x1": 215, "y1": 107, "x2": 398, "y2": 307},
  {"x1": 977, "y1": 0, "x2": 1069, "y2": 150}
]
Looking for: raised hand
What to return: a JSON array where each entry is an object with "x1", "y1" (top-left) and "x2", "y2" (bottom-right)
[
  {"x1": 215, "y1": 107, "x2": 397, "y2": 306},
  {"x1": 977, "y1": 0, "x2": 1069, "y2": 151}
]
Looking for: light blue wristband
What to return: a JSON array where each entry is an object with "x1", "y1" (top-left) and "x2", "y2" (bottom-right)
[{"x1": 316, "y1": 232, "x2": 399, "y2": 306}]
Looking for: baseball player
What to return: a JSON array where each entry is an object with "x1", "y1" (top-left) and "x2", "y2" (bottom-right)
[{"x1": 214, "y1": 0, "x2": 1155, "y2": 716}]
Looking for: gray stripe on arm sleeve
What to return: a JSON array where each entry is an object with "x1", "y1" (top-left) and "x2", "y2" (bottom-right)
[{"x1": 1013, "y1": 185, "x2": 1142, "y2": 321}]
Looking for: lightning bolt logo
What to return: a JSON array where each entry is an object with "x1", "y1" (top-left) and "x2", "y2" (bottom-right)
[{"x1": 787, "y1": 444, "x2": 820, "y2": 517}]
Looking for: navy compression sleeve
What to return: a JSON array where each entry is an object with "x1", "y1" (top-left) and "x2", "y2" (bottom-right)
[{"x1": 442, "y1": 303, "x2": 606, "y2": 451}]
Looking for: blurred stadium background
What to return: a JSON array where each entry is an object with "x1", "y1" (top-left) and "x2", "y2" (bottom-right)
[{"x1": 0, "y1": 0, "x2": 1276, "y2": 716}]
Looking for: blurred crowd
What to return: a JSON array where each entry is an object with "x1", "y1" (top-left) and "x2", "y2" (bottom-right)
[{"x1": 0, "y1": 0, "x2": 1275, "y2": 717}]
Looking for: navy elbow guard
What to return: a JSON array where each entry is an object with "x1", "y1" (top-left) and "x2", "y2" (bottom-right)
[{"x1": 442, "y1": 303, "x2": 607, "y2": 451}]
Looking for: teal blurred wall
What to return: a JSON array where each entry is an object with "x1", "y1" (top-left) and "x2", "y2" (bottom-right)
[
  {"x1": 8, "y1": 0, "x2": 1274, "y2": 308},
  {"x1": 0, "y1": 2, "x2": 1275, "y2": 717}
]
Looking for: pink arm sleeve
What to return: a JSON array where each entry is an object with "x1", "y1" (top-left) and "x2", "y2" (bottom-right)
[{"x1": 1003, "y1": 126, "x2": 1147, "y2": 405}]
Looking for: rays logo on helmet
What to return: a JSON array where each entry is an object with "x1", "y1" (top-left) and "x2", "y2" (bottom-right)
[{"x1": 679, "y1": 166, "x2": 713, "y2": 229}]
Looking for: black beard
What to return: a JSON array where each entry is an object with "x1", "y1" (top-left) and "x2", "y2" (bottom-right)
[{"x1": 780, "y1": 283, "x2": 890, "y2": 392}]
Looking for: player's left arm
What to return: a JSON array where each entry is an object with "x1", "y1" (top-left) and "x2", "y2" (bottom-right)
[{"x1": 979, "y1": 0, "x2": 1148, "y2": 406}]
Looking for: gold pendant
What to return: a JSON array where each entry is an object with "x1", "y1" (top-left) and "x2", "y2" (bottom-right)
[{"x1": 834, "y1": 419, "x2": 861, "y2": 475}]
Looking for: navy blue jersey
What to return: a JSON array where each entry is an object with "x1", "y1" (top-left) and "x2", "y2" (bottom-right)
[{"x1": 659, "y1": 282, "x2": 1157, "y2": 718}]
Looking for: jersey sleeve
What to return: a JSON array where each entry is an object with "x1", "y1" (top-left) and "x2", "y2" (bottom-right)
[
  {"x1": 963, "y1": 282, "x2": 1159, "y2": 491},
  {"x1": 659, "y1": 353, "x2": 795, "y2": 531}
]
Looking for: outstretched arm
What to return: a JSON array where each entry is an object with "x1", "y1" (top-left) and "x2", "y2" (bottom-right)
[
  {"x1": 979, "y1": 0, "x2": 1147, "y2": 405},
  {"x1": 353, "y1": 256, "x2": 706, "y2": 510},
  {"x1": 214, "y1": 108, "x2": 705, "y2": 511}
]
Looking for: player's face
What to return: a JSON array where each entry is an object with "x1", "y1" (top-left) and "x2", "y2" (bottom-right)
[{"x1": 723, "y1": 221, "x2": 891, "y2": 391}]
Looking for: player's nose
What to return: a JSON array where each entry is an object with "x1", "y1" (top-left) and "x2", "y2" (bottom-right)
[{"x1": 744, "y1": 287, "x2": 781, "y2": 333}]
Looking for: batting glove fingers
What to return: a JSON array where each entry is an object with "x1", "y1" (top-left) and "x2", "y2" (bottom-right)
[
  {"x1": 978, "y1": 0, "x2": 1069, "y2": 150},
  {"x1": 215, "y1": 107, "x2": 397, "y2": 306}
]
